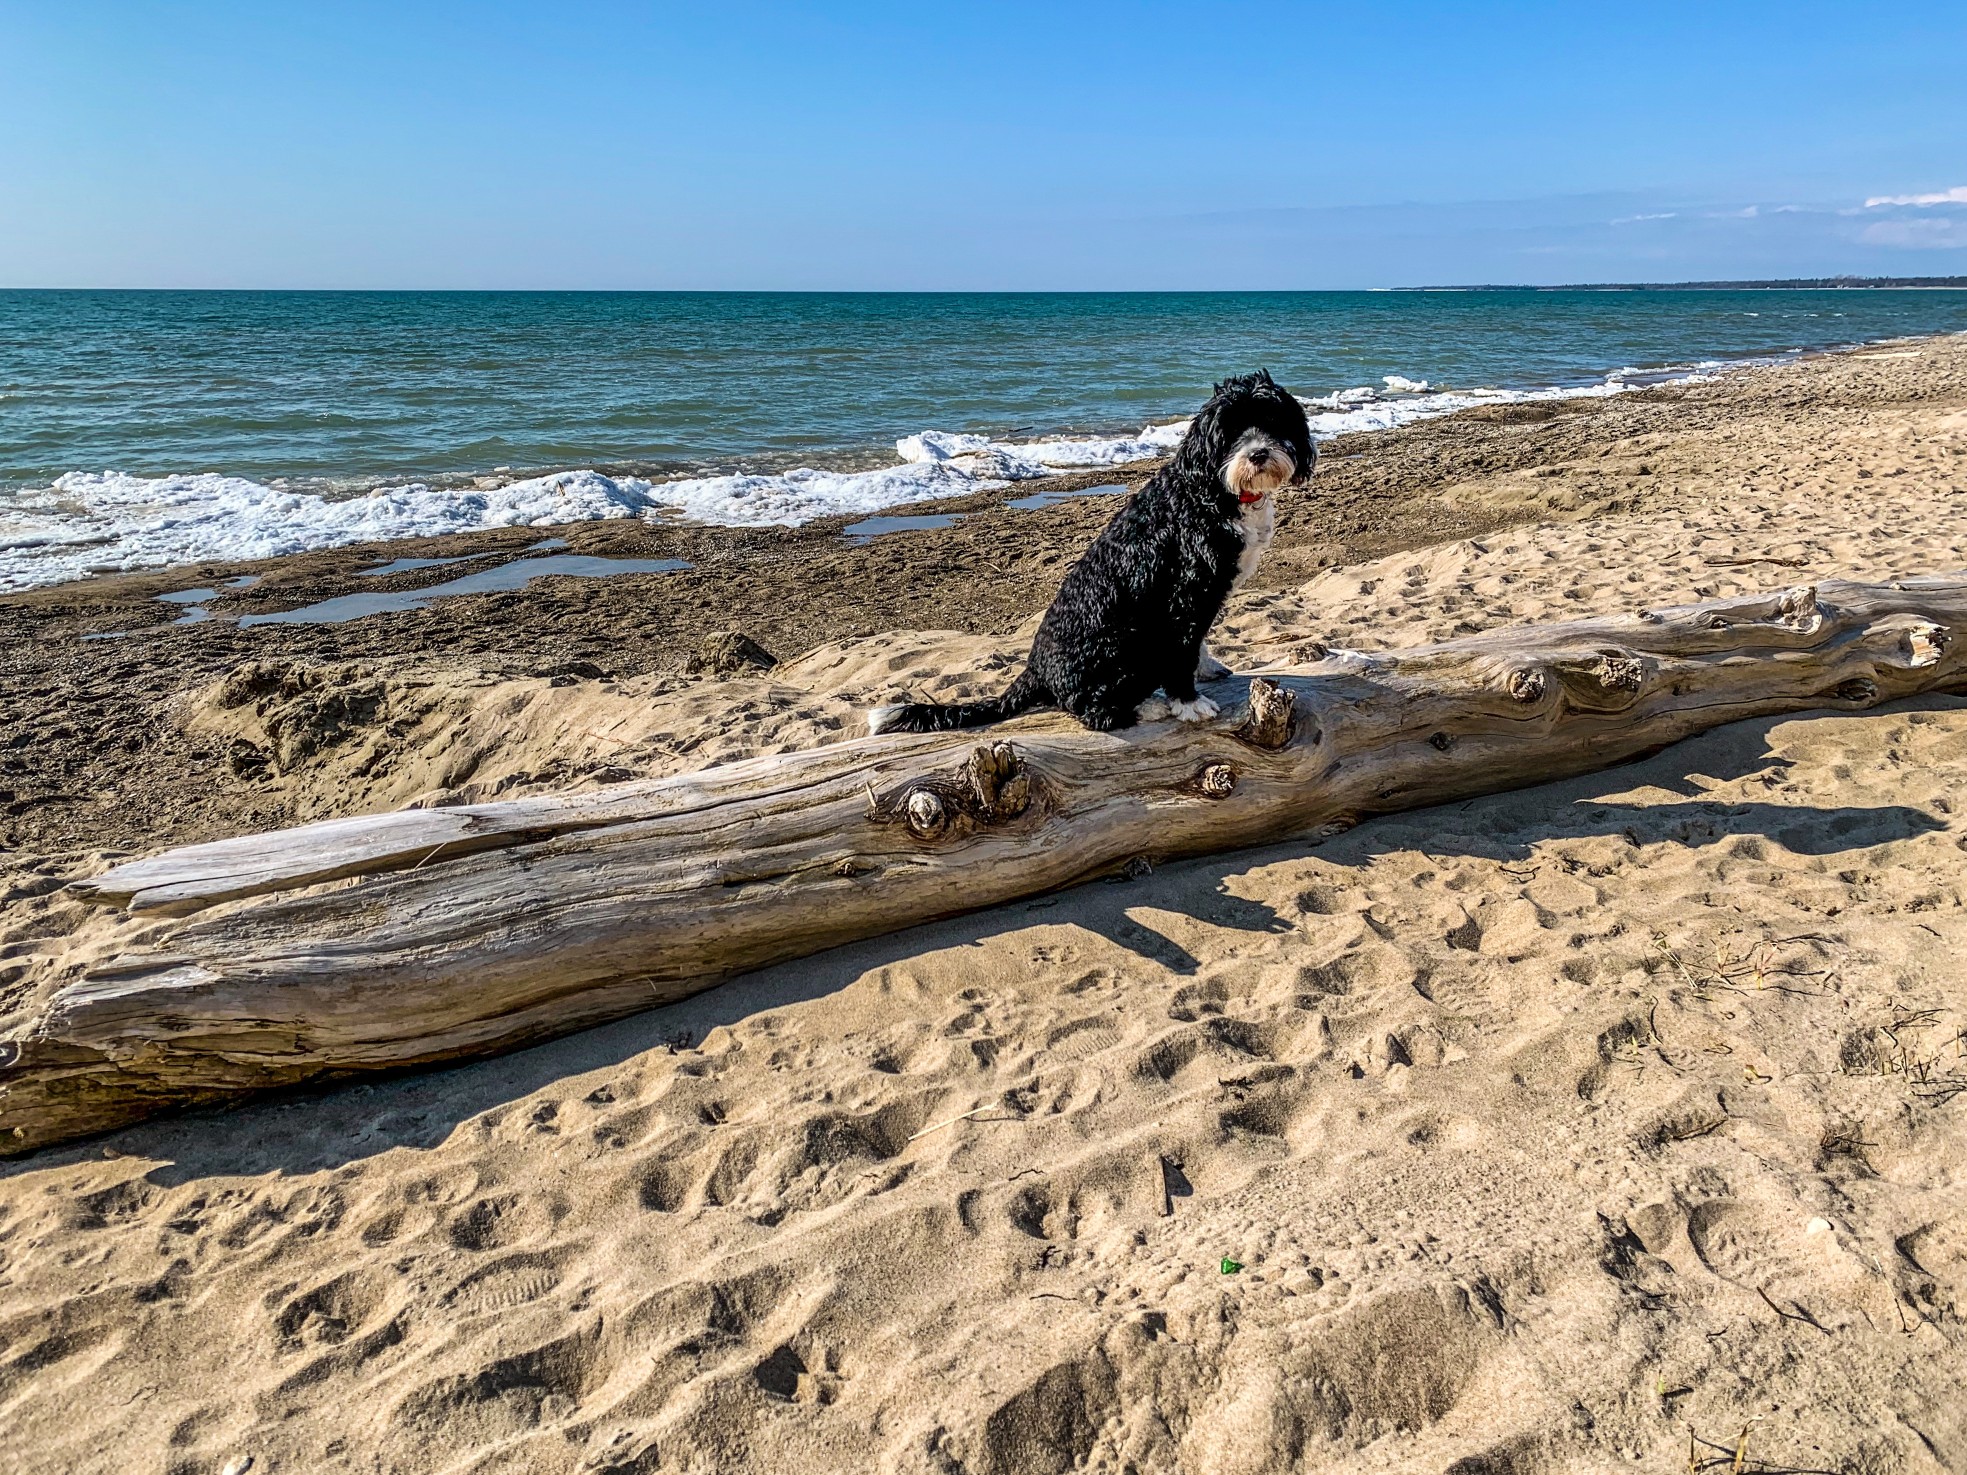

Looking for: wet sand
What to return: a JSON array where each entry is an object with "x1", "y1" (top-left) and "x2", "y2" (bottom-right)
[
  {"x1": 1, "y1": 358, "x2": 1781, "y2": 859},
  {"x1": 3, "y1": 338, "x2": 1966, "y2": 1473}
]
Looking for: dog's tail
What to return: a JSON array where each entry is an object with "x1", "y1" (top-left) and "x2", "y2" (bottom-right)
[{"x1": 867, "y1": 669, "x2": 1048, "y2": 735}]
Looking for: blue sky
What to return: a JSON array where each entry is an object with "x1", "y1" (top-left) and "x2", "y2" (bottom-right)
[{"x1": 3, "y1": 1, "x2": 1963, "y2": 289}]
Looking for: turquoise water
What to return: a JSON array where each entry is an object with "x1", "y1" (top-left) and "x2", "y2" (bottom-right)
[
  {"x1": 5, "y1": 289, "x2": 1965, "y2": 494},
  {"x1": 5, "y1": 288, "x2": 1966, "y2": 592}
]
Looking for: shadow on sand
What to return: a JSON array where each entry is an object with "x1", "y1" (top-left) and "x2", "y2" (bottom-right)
[{"x1": 7, "y1": 696, "x2": 1957, "y2": 1187}]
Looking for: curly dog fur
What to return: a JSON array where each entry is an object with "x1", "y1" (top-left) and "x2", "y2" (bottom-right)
[{"x1": 869, "y1": 370, "x2": 1315, "y2": 734}]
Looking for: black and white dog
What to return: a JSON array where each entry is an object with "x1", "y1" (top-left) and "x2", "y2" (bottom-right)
[{"x1": 868, "y1": 370, "x2": 1315, "y2": 734}]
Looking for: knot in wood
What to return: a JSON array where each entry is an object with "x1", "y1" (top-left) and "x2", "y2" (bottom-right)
[
  {"x1": 1834, "y1": 676, "x2": 1880, "y2": 705},
  {"x1": 1506, "y1": 667, "x2": 1547, "y2": 704},
  {"x1": 1234, "y1": 677, "x2": 1296, "y2": 749},
  {"x1": 1905, "y1": 622, "x2": 1950, "y2": 668},
  {"x1": 1777, "y1": 585, "x2": 1824, "y2": 631},
  {"x1": 1594, "y1": 654, "x2": 1647, "y2": 693},
  {"x1": 1198, "y1": 763, "x2": 1237, "y2": 799},
  {"x1": 873, "y1": 743, "x2": 1036, "y2": 841},
  {"x1": 905, "y1": 789, "x2": 948, "y2": 837},
  {"x1": 1428, "y1": 731, "x2": 1453, "y2": 752},
  {"x1": 966, "y1": 742, "x2": 1030, "y2": 821}
]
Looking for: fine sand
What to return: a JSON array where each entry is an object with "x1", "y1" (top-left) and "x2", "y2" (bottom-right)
[{"x1": 3, "y1": 339, "x2": 1967, "y2": 1472}]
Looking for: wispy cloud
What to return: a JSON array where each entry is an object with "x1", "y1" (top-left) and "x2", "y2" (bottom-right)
[
  {"x1": 1859, "y1": 216, "x2": 1966, "y2": 249},
  {"x1": 1864, "y1": 186, "x2": 1967, "y2": 207},
  {"x1": 1108, "y1": 188, "x2": 1967, "y2": 285}
]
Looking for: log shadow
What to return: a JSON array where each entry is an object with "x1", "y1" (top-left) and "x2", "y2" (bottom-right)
[
  {"x1": 12, "y1": 698, "x2": 1957, "y2": 1186},
  {"x1": 1336, "y1": 796, "x2": 1945, "y2": 864},
  {"x1": 107, "y1": 878, "x2": 1295, "y2": 1184},
  {"x1": 1315, "y1": 694, "x2": 1958, "y2": 869},
  {"x1": 1066, "y1": 886, "x2": 1295, "y2": 977}
]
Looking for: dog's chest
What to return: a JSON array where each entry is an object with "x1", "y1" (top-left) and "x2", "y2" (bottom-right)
[{"x1": 1228, "y1": 496, "x2": 1276, "y2": 590}]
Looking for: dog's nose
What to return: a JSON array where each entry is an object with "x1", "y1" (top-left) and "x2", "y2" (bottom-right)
[{"x1": 1248, "y1": 448, "x2": 1270, "y2": 466}]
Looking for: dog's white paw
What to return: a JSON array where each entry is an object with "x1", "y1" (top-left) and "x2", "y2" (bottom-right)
[
  {"x1": 1134, "y1": 695, "x2": 1173, "y2": 723},
  {"x1": 867, "y1": 704, "x2": 907, "y2": 735},
  {"x1": 1170, "y1": 695, "x2": 1219, "y2": 723}
]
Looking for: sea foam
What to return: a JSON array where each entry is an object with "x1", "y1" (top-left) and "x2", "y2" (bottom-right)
[
  {"x1": 0, "y1": 369, "x2": 1699, "y2": 592},
  {"x1": 1, "y1": 470, "x2": 663, "y2": 592}
]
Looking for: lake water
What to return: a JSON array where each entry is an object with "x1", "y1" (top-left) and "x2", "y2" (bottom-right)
[{"x1": 4, "y1": 288, "x2": 1964, "y2": 589}]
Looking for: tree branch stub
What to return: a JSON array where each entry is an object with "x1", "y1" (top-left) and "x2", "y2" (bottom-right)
[
  {"x1": 1234, "y1": 677, "x2": 1297, "y2": 749},
  {"x1": 8, "y1": 573, "x2": 1967, "y2": 1155}
]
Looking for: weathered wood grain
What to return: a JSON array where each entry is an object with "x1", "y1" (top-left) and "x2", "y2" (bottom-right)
[{"x1": 5, "y1": 575, "x2": 1963, "y2": 1154}]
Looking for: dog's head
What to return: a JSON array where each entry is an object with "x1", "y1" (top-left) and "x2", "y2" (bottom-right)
[{"x1": 1176, "y1": 369, "x2": 1316, "y2": 507}]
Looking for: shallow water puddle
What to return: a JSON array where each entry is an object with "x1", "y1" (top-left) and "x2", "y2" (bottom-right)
[
  {"x1": 356, "y1": 555, "x2": 481, "y2": 578},
  {"x1": 1005, "y1": 482, "x2": 1127, "y2": 510},
  {"x1": 156, "y1": 588, "x2": 221, "y2": 626},
  {"x1": 83, "y1": 574, "x2": 260, "y2": 639},
  {"x1": 355, "y1": 538, "x2": 561, "y2": 579},
  {"x1": 842, "y1": 512, "x2": 965, "y2": 540},
  {"x1": 239, "y1": 552, "x2": 692, "y2": 626},
  {"x1": 162, "y1": 574, "x2": 259, "y2": 625}
]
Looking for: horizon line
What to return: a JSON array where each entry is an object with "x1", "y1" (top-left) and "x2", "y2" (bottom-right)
[{"x1": 5, "y1": 276, "x2": 1967, "y2": 296}]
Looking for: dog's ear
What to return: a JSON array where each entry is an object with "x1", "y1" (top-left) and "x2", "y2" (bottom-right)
[
  {"x1": 1176, "y1": 382, "x2": 1236, "y2": 485},
  {"x1": 1284, "y1": 385, "x2": 1318, "y2": 482}
]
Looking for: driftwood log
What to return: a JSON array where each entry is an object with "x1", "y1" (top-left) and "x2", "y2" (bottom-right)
[{"x1": 4, "y1": 575, "x2": 1964, "y2": 1154}]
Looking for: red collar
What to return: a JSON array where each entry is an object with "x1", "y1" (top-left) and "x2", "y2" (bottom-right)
[{"x1": 1237, "y1": 490, "x2": 1267, "y2": 505}]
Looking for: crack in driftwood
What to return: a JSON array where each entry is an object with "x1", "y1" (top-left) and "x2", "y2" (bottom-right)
[{"x1": 4, "y1": 575, "x2": 1966, "y2": 1154}]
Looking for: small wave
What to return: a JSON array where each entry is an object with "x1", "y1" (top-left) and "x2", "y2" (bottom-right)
[
  {"x1": 0, "y1": 364, "x2": 1721, "y2": 593},
  {"x1": 0, "y1": 462, "x2": 1019, "y2": 592},
  {"x1": 1, "y1": 470, "x2": 657, "y2": 593}
]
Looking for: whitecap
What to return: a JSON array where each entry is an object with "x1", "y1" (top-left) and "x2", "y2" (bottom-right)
[
  {"x1": 0, "y1": 469, "x2": 663, "y2": 592},
  {"x1": 3, "y1": 359, "x2": 1739, "y2": 593}
]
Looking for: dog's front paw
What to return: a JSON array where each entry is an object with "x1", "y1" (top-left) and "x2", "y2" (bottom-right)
[{"x1": 1169, "y1": 695, "x2": 1219, "y2": 723}]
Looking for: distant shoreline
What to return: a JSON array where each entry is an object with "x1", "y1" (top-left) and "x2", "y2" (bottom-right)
[
  {"x1": 1393, "y1": 276, "x2": 1967, "y2": 292},
  {"x1": 8, "y1": 278, "x2": 1967, "y2": 297}
]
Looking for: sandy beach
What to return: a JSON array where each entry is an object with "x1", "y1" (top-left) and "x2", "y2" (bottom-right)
[{"x1": 4, "y1": 338, "x2": 1967, "y2": 1472}]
